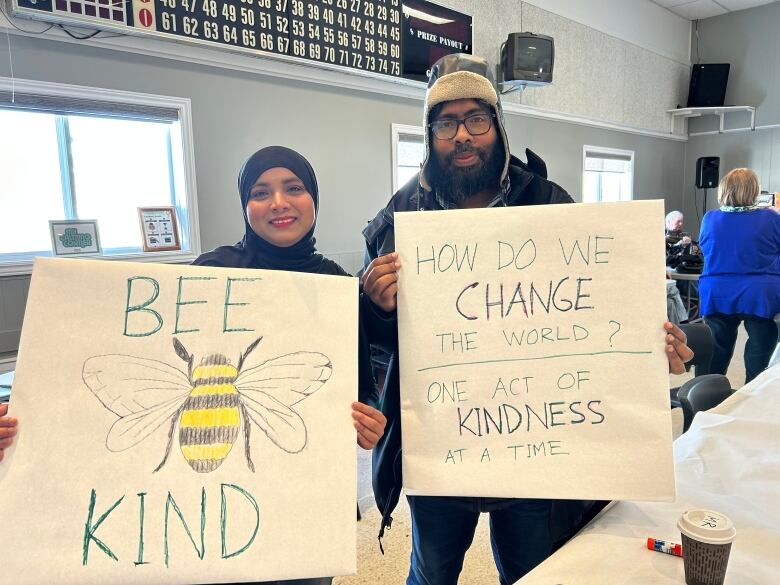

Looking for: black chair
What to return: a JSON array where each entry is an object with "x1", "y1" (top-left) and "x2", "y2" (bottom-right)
[
  {"x1": 670, "y1": 323, "x2": 714, "y2": 408},
  {"x1": 677, "y1": 374, "x2": 734, "y2": 432},
  {"x1": 769, "y1": 314, "x2": 780, "y2": 368}
]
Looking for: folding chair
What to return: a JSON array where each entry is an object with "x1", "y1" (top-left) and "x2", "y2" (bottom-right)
[{"x1": 677, "y1": 374, "x2": 734, "y2": 432}]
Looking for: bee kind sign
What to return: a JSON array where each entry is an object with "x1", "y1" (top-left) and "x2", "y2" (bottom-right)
[
  {"x1": 0, "y1": 258, "x2": 357, "y2": 584},
  {"x1": 395, "y1": 201, "x2": 676, "y2": 501}
]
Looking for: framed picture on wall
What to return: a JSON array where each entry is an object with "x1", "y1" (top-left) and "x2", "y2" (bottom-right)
[
  {"x1": 49, "y1": 219, "x2": 102, "y2": 257},
  {"x1": 138, "y1": 206, "x2": 181, "y2": 252}
]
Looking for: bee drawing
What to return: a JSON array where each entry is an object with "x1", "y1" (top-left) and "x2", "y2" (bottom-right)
[{"x1": 82, "y1": 336, "x2": 331, "y2": 473}]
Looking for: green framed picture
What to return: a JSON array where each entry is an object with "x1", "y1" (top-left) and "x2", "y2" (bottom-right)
[{"x1": 49, "y1": 219, "x2": 102, "y2": 257}]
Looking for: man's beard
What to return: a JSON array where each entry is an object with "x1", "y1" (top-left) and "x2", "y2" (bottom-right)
[{"x1": 428, "y1": 140, "x2": 504, "y2": 205}]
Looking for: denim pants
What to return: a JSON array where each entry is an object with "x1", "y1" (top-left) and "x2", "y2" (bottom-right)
[
  {"x1": 704, "y1": 313, "x2": 778, "y2": 383},
  {"x1": 406, "y1": 495, "x2": 553, "y2": 585}
]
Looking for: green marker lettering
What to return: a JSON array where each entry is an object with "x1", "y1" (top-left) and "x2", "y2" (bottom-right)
[
  {"x1": 164, "y1": 488, "x2": 206, "y2": 567},
  {"x1": 82, "y1": 489, "x2": 124, "y2": 565},
  {"x1": 124, "y1": 277, "x2": 163, "y2": 337},
  {"x1": 221, "y1": 483, "x2": 260, "y2": 559},
  {"x1": 174, "y1": 276, "x2": 215, "y2": 334},
  {"x1": 224, "y1": 278, "x2": 261, "y2": 333}
]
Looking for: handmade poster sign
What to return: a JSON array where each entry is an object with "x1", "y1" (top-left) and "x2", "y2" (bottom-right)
[
  {"x1": 0, "y1": 258, "x2": 357, "y2": 585},
  {"x1": 395, "y1": 200, "x2": 675, "y2": 501}
]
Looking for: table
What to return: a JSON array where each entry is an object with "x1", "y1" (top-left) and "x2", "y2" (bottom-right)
[
  {"x1": 517, "y1": 363, "x2": 780, "y2": 584},
  {"x1": 666, "y1": 271, "x2": 700, "y2": 282}
]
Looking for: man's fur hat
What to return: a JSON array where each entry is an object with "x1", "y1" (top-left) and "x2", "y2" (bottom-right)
[{"x1": 419, "y1": 53, "x2": 511, "y2": 193}]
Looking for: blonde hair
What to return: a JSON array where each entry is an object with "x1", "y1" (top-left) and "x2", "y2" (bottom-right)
[{"x1": 717, "y1": 168, "x2": 760, "y2": 207}]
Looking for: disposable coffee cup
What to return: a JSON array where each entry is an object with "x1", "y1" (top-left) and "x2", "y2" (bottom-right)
[{"x1": 677, "y1": 509, "x2": 736, "y2": 585}]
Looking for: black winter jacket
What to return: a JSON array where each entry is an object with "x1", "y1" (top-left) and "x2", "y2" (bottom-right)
[{"x1": 362, "y1": 155, "x2": 601, "y2": 549}]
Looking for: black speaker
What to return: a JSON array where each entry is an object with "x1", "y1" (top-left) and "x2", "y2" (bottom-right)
[
  {"x1": 687, "y1": 64, "x2": 730, "y2": 107},
  {"x1": 696, "y1": 157, "x2": 720, "y2": 189}
]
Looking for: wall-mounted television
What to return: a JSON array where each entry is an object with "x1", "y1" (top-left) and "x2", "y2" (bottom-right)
[{"x1": 500, "y1": 32, "x2": 554, "y2": 87}]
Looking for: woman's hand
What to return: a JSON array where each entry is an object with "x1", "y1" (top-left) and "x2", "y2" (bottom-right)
[
  {"x1": 0, "y1": 403, "x2": 18, "y2": 463},
  {"x1": 352, "y1": 401, "x2": 387, "y2": 450},
  {"x1": 665, "y1": 322, "x2": 694, "y2": 374},
  {"x1": 361, "y1": 253, "x2": 400, "y2": 312}
]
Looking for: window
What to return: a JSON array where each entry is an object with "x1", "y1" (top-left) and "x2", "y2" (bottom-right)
[
  {"x1": 582, "y1": 146, "x2": 634, "y2": 203},
  {"x1": 392, "y1": 123, "x2": 424, "y2": 193},
  {"x1": 0, "y1": 78, "x2": 199, "y2": 274}
]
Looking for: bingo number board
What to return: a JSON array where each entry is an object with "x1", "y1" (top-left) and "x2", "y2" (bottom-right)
[{"x1": 8, "y1": 0, "x2": 472, "y2": 82}]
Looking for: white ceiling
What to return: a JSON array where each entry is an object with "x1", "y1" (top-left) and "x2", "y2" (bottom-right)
[{"x1": 651, "y1": 0, "x2": 777, "y2": 20}]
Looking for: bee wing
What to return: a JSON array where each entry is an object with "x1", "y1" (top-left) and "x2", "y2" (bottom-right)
[
  {"x1": 106, "y1": 396, "x2": 184, "y2": 452},
  {"x1": 83, "y1": 354, "x2": 191, "y2": 417},
  {"x1": 241, "y1": 392, "x2": 307, "y2": 454},
  {"x1": 235, "y1": 352, "x2": 332, "y2": 407}
]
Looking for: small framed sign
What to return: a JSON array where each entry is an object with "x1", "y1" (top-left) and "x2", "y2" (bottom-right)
[
  {"x1": 138, "y1": 206, "x2": 181, "y2": 252},
  {"x1": 49, "y1": 220, "x2": 102, "y2": 257}
]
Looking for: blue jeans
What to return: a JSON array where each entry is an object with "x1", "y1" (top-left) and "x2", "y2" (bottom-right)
[
  {"x1": 705, "y1": 313, "x2": 777, "y2": 383},
  {"x1": 406, "y1": 496, "x2": 553, "y2": 585}
]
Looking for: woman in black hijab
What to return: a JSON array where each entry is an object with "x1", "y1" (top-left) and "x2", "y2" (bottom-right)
[
  {"x1": 195, "y1": 145, "x2": 344, "y2": 275},
  {"x1": 195, "y1": 146, "x2": 385, "y2": 585}
]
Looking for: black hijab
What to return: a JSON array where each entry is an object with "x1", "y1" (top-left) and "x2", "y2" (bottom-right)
[{"x1": 193, "y1": 146, "x2": 345, "y2": 275}]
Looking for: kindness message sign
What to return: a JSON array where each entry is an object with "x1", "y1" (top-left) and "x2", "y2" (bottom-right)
[
  {"x1": 395, "y1": 201, "x2": 675, "y2": 501},
  {"x1": 0, "y1": 258, "x2": 357, "y2": 585}
]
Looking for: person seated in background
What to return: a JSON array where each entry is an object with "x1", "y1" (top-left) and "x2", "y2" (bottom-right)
[
  {"x1": 665, "y1": 210, "x2": 699, "y2": 267},
  {"x1": 666, "y1": 277, "x2": 689, "y2": 325},
  {"x1": 665, "y1": 210, "x2": 691, "y2": 248},
  {"x1": 699, "y1": 168, "x2": 780, "y2": 384},
  {"x1": 665, "y1": 210, "x2": 703, "y2": 318}
]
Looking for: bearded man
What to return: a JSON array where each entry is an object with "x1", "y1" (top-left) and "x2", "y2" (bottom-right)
[{"x1": 360, "y1": 53, "x2": 693, "y2": 585}]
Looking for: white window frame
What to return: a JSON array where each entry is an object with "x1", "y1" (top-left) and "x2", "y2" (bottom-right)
[
  {"x1": 581, "y1": 145, "x2": 635, "y2": 203},
  {"x1": 391, "y1": 123, "x2": 424, "y2": 194},
  {"x1": 0, "y1": 77, "x2": 200, "y2": 276}
]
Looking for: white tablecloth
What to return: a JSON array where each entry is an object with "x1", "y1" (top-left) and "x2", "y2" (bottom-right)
[{"x1": 518, "y1": 364, "x2": 780, "y2": 584}]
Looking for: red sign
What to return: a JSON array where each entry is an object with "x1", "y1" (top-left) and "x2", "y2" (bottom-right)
[{"x1": 138, "y1": 8, "x2": 153, "y2": 27}]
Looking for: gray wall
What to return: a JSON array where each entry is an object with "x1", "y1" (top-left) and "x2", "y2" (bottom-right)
[
  {"x1": 0, "y1": 26, "x2": 686, "y2": 356},
  {"x1": 690, "y1": 2, "x2": 780, "y2": 127},
  {"x1": 430, "y1": 0, "x2": 689, "y2": 133},
  {"x1": 506, "y1": 2, "x2": 689, "y2": 133},
  {"x1": 683, "y1": 2, "x2": 780, "y2": 234},
  {"x1": 0, "y1": 277, "x2": 28, "y2": 358},
  {"x1": 504, "y1": 115, "x2": 685, "y2": 203}
]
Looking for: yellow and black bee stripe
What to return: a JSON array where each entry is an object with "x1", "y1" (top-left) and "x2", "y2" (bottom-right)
[{"x1": 179, "y1": 354, "x2": 242, "y2": 473}]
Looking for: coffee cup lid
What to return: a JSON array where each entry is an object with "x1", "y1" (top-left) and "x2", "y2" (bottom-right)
[{"x1": 678, "y1": 509, "x2": 736, "y2": 545}]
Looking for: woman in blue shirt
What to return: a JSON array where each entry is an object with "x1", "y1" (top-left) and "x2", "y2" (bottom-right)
[{"x1": 699, "y1": 168, "x2": 780, "y2": 383}]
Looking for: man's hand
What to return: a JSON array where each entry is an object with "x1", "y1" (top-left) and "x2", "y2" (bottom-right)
[
  {"x1": 352, "y1": 401, "x2": 387, "y2": 450},
  {"x1": 0, "y1": 403, "x2": 18, "y2": 463},
  {"x1": 361, "y1": 252, "x2": 400, "y2": 312},
  {"x1": 665, "y1": 322, "x2": 694, "y2": 374}
]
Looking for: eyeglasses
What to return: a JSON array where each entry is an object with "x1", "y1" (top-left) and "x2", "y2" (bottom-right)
[{"x1": 429, "y1": 113, "x2": 495, "y2": 140}]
